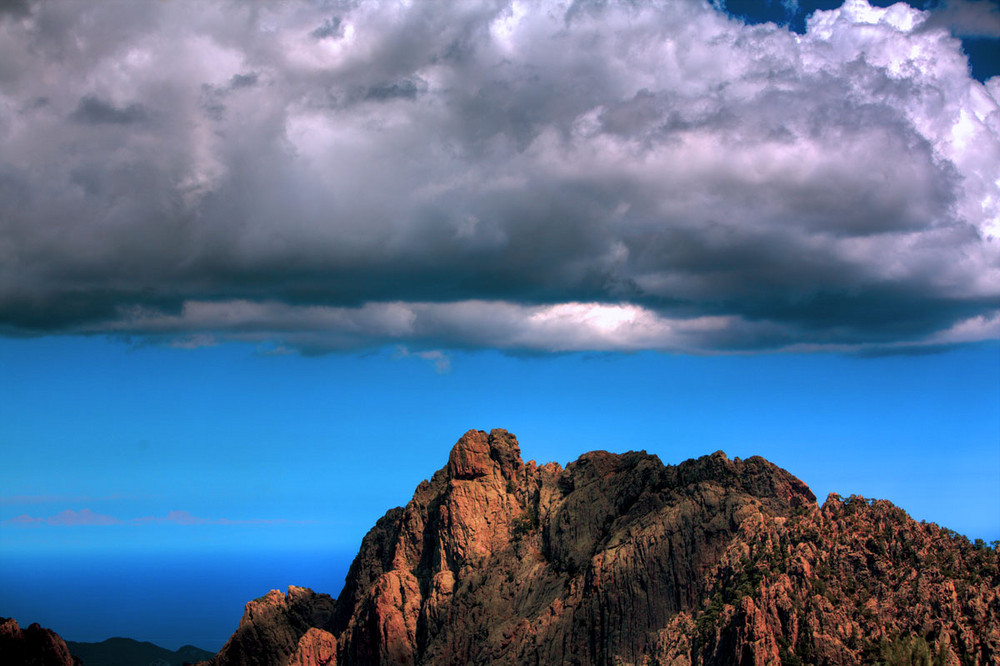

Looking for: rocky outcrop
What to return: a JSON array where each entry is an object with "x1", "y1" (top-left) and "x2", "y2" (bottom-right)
[
  {"x1": 328, "y1": 431, "x2": 825, "y2": 665},
  {"x1": 0, "y1": 617, "x2": 78, "y2": 666},
  {"x1": 205, "y1": 428, "x2": 1000, "y2": 665},
  {"x1": 671, "y1": 494, "x2": 1000, "y2": 665},
  {"x1": 288, "y1": 628, "x2": 337, "y2": 666},
  {"x1": 209, "y1": 586, "x2": 336, "y2": 666}
]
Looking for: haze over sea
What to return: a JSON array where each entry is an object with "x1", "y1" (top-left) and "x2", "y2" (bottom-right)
[{"x1": 0, "y1": 549, "x2": 354, "y2": 652}]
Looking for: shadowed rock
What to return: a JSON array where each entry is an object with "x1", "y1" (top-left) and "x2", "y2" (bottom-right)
[
  {"x1": 210, "y1": 586, "x2": 336, "y2": 666},
  {"x1": 0, "y1": 618, "x2": 78, "y2": 666}
]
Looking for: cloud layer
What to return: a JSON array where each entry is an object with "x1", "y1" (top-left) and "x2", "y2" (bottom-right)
[
  {"x1": 4, "y1": 508, "x2": 308, "y2": 527},
  {"x1": 1, "y1": 0, "x2": 997, "y2": 353}
]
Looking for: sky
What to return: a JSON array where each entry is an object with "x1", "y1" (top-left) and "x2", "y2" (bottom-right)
[{"x1": 1, "y1": 0, "x2": 999, "y2": 653}]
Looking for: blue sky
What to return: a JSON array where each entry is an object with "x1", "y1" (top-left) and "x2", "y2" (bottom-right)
[
  {"x1": 1, "y1": 0, "x2": 999, "y2": 653},
  {"x1": 2, "y1": 336, "x2": 999, "y2": 553},
  {"x1": 2, "y1": 336, "x2": 997, "y2": 649}
]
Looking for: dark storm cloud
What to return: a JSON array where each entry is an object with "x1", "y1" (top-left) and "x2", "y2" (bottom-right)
[
  {"x1": 921, "y1": 0, "x2": 1000, "y2": 39},
  {"x1": 0, "y1": 0, "x2": 997, "y2": 353},
  {"x1": 70, "y1": 96, "x2": 148, "y2": 125},
  {"x1": 0, "y1": 0, "x2": 30, "y2": 18},
  {"x1": 228, "y1": 73, "x2": 259, "y2": 89},
  {"x1": 364, "y1": 78, "x2": 420, "y2": 101},
  {"x1": 311, "y1": 16, "x2": 343, "y2": 40}
]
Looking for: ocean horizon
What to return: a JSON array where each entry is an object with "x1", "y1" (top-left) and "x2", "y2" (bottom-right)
[{"x1": 0, "y1": 548, "x2": 355, "y2": 653}]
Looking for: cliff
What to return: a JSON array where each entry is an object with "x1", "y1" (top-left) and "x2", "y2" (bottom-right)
[
  {"x1": 203, "y1": 429, "x2": 999, "y2": 665},
  {"x1": 0, "y1": 617, "x2": 78, "y2": 666}
]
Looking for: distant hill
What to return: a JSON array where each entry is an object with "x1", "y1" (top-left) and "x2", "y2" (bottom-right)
[
  {"x1": 199, "y1": 428, "x2": 999, "y2": 665},
  {"x1": 65, "y1": 637, "x2": 213, "y2": 666}
]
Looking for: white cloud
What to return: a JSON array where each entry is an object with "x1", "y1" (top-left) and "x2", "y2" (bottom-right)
[
  {"x1": 96, "y1": 298, "x2": 998, "y2": 355},
  {"x1": 0, "y1": 0, "x2": 996, "y2": 354},
  {"x1": 394, "y1": 346, "x2": 452, "y2": 373}
]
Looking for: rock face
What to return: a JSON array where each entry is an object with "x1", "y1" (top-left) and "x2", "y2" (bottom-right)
[
  {"x1": 210, "y1": 586, "x2": 336, "y2": 666},
  {"x1": 205, "y1": 429, "x2": 1000, "y2": 665},
  {"x1": 0, "y1": 617, "x2": 78, "y2": 666}
]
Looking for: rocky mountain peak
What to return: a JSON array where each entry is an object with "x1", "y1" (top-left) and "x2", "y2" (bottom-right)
[
  {"x1": 212, "y1": 586, "x2": 336, "y2": 666},
  {"x1": 446, "y1": 428, "x2": 523, "y2": 481},
  {"x1": 199, "y1": 429, "x2": 998, "y2": 666}
]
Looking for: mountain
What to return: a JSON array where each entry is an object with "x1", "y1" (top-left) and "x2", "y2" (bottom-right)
[
  {"x1": 0, "y1": 617, "x2": 78, "y2": 666},
  {"x1": 201, "y1": 429, "x2": 999, "y2": 665},
  {"x1": 65, "y1": 637, "x2": 215, "y2": 666}
]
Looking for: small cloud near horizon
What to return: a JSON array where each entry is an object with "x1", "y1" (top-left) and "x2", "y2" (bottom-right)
[
  {"x1": 0, "y1": 493, "x2": 137, "y2": 506},
  {"x1": 6, "y1": 509, "x2": 122, "y2": 527},
  {"x1": 394, "y1": 346, "x2": 452, "y2": 373},
  {"x1": 3, "y1": 509, "x2": 316, "y2": 527}
]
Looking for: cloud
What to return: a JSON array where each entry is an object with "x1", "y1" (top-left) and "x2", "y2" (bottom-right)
[
  {"x1": 133, "y1": 510, "x2": 312, "y2": 526},
  {"x1": 132, "y1": 510, "x2": 209, "y2": 526},
  {"x1": 4, "y1": 508, "x2": 312, "y2": 527},
  {"x1": 5, "y1": 509, "x2": 122, "y2": 526},
  {"x1": 133, "y1": 510, "x2": 311, "y2": 526},
  {"x1": 0, "y1": 0, "x2": 30, "y2": 18},
  {"x1": 69, "y1": 95, "x2": 148, "y2": 125},
  {"x1": 0, "y1": 0, "x2": 997, "y2": 354},
  {"x1": 922, "y1": 0, "x2": 1000, "y2": 39},
  {"x1": 0, "y1": 493, "x2": 131, "y2": 505},
  {"x1": 394, "y1": 346, "x2": 452, "y2": 373},
  {"x1": 311, "y1": 16, "x2": 344, "y2": 41}
]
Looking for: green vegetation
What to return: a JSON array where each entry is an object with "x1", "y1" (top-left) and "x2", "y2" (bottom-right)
[
  {"x1": 874, "y1": 635, "x2": 948, "y2": 666},
  {"x1": 696, "y1": 592, "x2": 725, "y2": 648},
  {"x1": 510, "y1": 505, "x2": 539, "y2": 538}
]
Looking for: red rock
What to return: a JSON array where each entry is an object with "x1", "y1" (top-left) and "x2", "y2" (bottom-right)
[
  {"x1": 0, "y1": 618, "x2": 77, "y2": 666},
  {"x1": 206, "y1": 586, "x2": 336, "y2": 666},
  {"x1": 288, "y1": 628, "x2": 337, "y2": 666},
  {"x1": 206, "y1": 429, "x2": 1000, "y2": 666},
  {"x1": 446, "y1": 429, "x2": 493, "y2": 479}
]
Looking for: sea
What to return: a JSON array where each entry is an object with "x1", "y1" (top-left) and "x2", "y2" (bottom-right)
[{"x1": 0, "y1": 548, "x2": 355, "y2": 653}]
